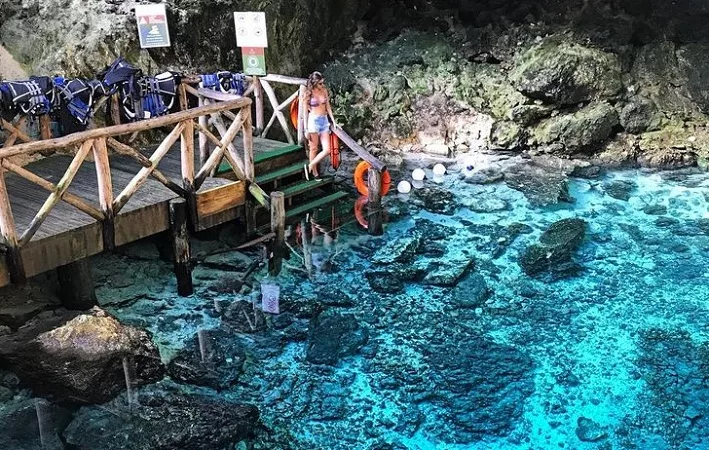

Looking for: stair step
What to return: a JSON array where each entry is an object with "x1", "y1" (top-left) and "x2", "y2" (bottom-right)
[
  {"x1": 254, "y1": 144, "x2": 303, "y2": 165},
  {"x1": 256, "y1": 161, "x2": 308, "y2": 185},
  {"x1": 286, "y1": 191, "x2": 350, "y2": 219},
  {"x1": 281, "y1": 177, "x2": 333, "y2": 198}
]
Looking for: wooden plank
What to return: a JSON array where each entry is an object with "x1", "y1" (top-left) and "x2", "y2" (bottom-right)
[
  {"x1": 260, "y1": 79, "x2": 294, "y2": 144},
  {"x1": 332, "y1": 127, "x2": 386, "y2": 173},
  {"x1": 195, "y1": 180, "x2": 245, "y2": 218},
  {"x1": 262, "y1": 74, "x2": 307, "y2": 86},
  {"x1": 0, "y1": 97, "x2": 252, "y2": 159},
  {"x1": 285, "y1": 191, "x2": 349, "y2": 218},
  {"x1": 114, "y1": 203, "x2": 170, "y2": 247}
]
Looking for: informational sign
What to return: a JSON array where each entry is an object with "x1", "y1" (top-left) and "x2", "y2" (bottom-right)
[
  {"x1": 261, "y1": 283, "x2": 280, "y2": 314},
  {"x1": 242, "y1": 47, "x2": 267, "y2": 76},
  {"x1": 234, "y1": 12, "x2": 268, "y2": 48},
  {"x1": 136, "y1": 4, "x2": 171, "y2": 49}
]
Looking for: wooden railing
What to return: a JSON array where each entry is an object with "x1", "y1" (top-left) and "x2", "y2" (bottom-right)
[{"x1": 0, "y1": 95, "x2": 253, "y2": 284}]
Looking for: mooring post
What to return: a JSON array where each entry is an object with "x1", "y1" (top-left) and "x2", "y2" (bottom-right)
[
  {"x1": 57, "y1": 258, "x2": 97, "y2": 310},
  {"x1": 268, "y1": 191, "x2": 285, "y2": 276},
  {"x1": 0, "y1": 166, "x2": 25, "y2": 283},
  {"x1": 367, "y1": 168, "x2": 384, "y2": 236},
  {"x1": 169, "y1": 198, "x2": 193, "y2": 296}
]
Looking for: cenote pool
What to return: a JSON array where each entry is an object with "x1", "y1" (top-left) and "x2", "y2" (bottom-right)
[{"x1": 7, "y1": 165, "x2": 709, "y2": 450}]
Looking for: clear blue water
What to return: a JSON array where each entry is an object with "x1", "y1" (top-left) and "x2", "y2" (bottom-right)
[{"x1": 86, "y1": 168, "x2": 709, "y2": 448}]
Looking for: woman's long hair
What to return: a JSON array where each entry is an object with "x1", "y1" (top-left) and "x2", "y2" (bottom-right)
[{"x1": 304, "y1": 71, "x2": 325, "y2": 105}]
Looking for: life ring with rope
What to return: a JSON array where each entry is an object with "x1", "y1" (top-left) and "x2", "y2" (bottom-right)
[
  {"x1": 354, "y1": 161, "x2": 391, "y2": 197},
  {"x1": 354, "y1": 196, "x2": 369, "y2": 229}
]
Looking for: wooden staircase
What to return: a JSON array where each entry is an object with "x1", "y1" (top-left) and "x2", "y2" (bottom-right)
[{"x1": 216, "y1": 142, "x2": 349, "y2": 231}]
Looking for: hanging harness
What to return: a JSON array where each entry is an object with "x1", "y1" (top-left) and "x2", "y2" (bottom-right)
[
  {"x1": 199, "y1": 71, "x2": 246, "y2": 95},
  {"x1": 0, "y1": 76, "x2": 55, "y2": 119}
]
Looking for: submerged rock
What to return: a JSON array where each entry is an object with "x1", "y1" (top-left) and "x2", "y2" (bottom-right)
[
  {"x1": 167, "y1": 329, "x2": 246, "y2": 390},
  {"x1": 451, "y1": 273, "x2": 490, "y2": 308},
  {"x1": 424, "y1": 332, "x2": 535, "y2": 443},
  {"x1": 0, "y1": 398, "x2": 72, "y2": 450},
  {"x1": 412, "y1": 185, "x2": 457, "y2": 215},
  {"x1": 423, "y1": 256, "x2": 474, "y2": 287},
  {"x1": 604, "y1": 180, "x2": 637, "y2": 201},
  {"x1": 372, "y1": 235, "x2": 421, "y2": 264},
  {"x1": 306, "y1": 310, "x2": 369, "y2": 366},
  {"x1": 0, "y1": 309, "x2": 164, "y2": 404},
  {"x1": 505, "y1": 163, "x2": 573, "y2": 206},
  {"x1": 576, "y1": 417, "x2": 608, "y2": 442},
  {"x1": 520, "y1": 218, "x2": 587, "y2": 277},
  {"x1": 64, "y1": 382, "x2": 259, "y2": 450}
]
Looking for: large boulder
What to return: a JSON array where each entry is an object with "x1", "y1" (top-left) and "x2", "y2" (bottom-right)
[
  {"x1": 0, "y1": 309, "x2": 164, "y2": 403},
  {"x1": 306, "y1": 310, "x2": 369, "y2": 366},
  {"x1": 511, "y1": 40, "x2": 622, "y2": 105},
  {"x1": 532, "y1": 102, "x2": 620, "y2": 152},
  {"x1": 64, "y1": 381, "x2": 259, "y2": 450},
  {"x1": 519, "y1": 218, "x2": 587, "y2": 276}
]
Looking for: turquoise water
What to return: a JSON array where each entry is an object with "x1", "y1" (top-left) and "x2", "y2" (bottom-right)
[{"x1": 79, "y1": 167, "x2": 709, "y2": 448}]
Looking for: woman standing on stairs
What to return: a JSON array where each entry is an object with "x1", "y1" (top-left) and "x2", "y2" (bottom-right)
[{"x1": 303, "y1": 71, "x2": 338, "y2": 179}]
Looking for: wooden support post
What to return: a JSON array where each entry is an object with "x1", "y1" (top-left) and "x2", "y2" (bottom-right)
[
  {"x1": 268, "y1": 191, "x2": 285, "y2": 276},
  {"x1": 367, "y1": 168, "x2": 384, "y2": 236},
  {"x1": 254, "y1": 78, "x2": 265, "y2": 136},
  {"x1": 242, "y1": 108, "x2": 254, "y2": 181},
  {"x1": 244, "y1": 198, "x2": 259, "y2": 237},
  {"x1": 298, "y1": 85, "x2": 306, "y2": 146},
  {"x1": 93, "y1": 138, "x2": 115, "y2": 251},
  {"x1": 0, "y1": 165, "x2": 25, "y2": 283},
  {"x1": 169, "y1": 198, "x2": 193, "y2": 296},
  {"x1": 110, "y1": 94, "x2": 121, "y2": 126},
  {"x1": 178, "y1": 84, "x2": 189, "y2": 111},
  {"x1": 181, "y1": 118, "x2": 197, "y2": 228},
  {"x1": 57, "y1": 258, "x2": 97, "y2": 310},
  {"x1": 198, "y1": 97, "x2": 209, "y2": 167},
  {"x1": 39, "y1": 115, "x2": 52, "y2": 141}
]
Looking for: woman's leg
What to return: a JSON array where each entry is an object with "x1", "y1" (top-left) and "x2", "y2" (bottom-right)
[
  {"x1": 308, "y1": 131, "x2": 331, "y2": 176},
  {"x1": 306, "y1": 132, "x2": 319, "y2": 178}
]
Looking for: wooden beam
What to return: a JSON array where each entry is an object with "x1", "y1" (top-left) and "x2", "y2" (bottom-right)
[
  {"x1": 106, "y1": 138, "x2": 186, "y2": 196},
  {"x1": 260, "y1": 79, "x2": 294, "y2": 144},
  {"x1": 39, "y1": 115, "x2": 52, "y2": 140},
  {"x1": 198, "y1": 97, "x2": 209, "y2": 167},
  {"x1": 178, "y1": 84, "x2": 189, "y2": 111},
  {"x1": 0, "y1": 159, "x2": 103, "y2": 221},
  {"x1": 113, "y1": 122, "x2": 185, "y2": 214},
  {"x1": 195, "y1": 111, "x2": 246, "y2": 188},
  {"x1": 181, "y1": 117, "x2": 196, "y2": 226},
  {"x1": 18, "y1": 140, "x2": 93, "y2": 247},
  {"x1": 248, "y1": 183, "x2": 271, "y2": 210},
  {"x1": 254, "y1": 77, "x2": 265, "y2": 135},
  {"x1": 195, "y1": 181, "x2": 245, "y2": 217},
  {"x1": 0, "y1": 165, "x2": 24, "y2": 283},
  {"x1": 169, "y1": 198, "x2": 193, "y2": 296},
  {"x1": 209, "y1": 113, "x2": 246, "y2": 177},
  {"x1": 367, "y1": 167, "x2": 384, "y2": 236},
  {"x1": 262, "y1": 74, "x2": 307, "y2": 86},
  {"x1": 298, "y1": 85, "x2": 306, "y2": 145},
  {"x1": 242, "y1": 109, "x2": 254, "y2": 181},
  {"x1": 1, "y1": 117, "x2": 32, "y2": 147},
  {"x1": 332, "y1": 127, "x2": 386, "y2": 172},
  {"x1": 0, "y1": 97, "x2": 252, "y2": 159},
  {"x1": 110, "y1": 94, "x2": 121, "y2": 126},
  {"x1": 93, "y1": 138, "x2": 115, "y2": 251}
]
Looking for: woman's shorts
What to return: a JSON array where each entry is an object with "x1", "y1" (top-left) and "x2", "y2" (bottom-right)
[{"x1": 308, "y1": 114, "x2": 330, "y2": 134}]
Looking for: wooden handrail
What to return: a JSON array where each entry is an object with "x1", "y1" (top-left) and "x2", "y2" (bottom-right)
[
  {"x1": 0, "y1": 98, "x2": 251, "y2": 158},
  {"x1": 332, "y1": 127, "x2": 386, "y2": 173}
]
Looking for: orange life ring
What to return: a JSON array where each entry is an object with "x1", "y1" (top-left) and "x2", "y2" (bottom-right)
[
  {"x1": 290, "y1": 98, "x2": 299, "y2": 129},
  {"x1": 354, "y1": 196, "x2": 369, "y2": 229},
  {"x1": 354, "y1": 162, "x2": 391, "y2": 197},
  {"x1": 330, "y1": 133, "x2": 341, "y2": 170}
]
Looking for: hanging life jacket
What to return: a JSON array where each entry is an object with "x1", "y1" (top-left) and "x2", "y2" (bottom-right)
[
  {"x1": 199, "y1": 71, "x2": 245, "y2": 95},
  {"x1": 0, "y1": 76, "x2": 54, "y2": 118},
  {"x1": 97, "y1": 57, "x2": 144, "y2": 121},
  {"x1": 123, "y1": 71, "x2": 180, "y2": 121}
]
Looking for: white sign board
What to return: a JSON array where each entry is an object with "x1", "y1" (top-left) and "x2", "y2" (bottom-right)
[
  {"x1": 136, "y1": 4, "x2": 171, "y2": 49},
  {"x1": 234, "y1": 12, "x2": 268, "y2": 48},
  {"x1": 261, "y1": 283, "x2": 280, "y2": 314}
]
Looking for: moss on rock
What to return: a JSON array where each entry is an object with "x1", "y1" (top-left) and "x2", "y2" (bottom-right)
[{"x1": 533, "y1": 102, "x2": 619, "y2": 152}]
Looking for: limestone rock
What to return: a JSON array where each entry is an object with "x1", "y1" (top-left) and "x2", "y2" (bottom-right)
[
  {"x1": 0, "y1": 309, "x2": 164, "y2": 403},
  {"x1": 423, "y1": 256, "x2": 474, "y2": 287},
  {"x1": 504, "y1": 162, "x2": 573, "y2": 207},
  {"x1": 511, "y1": 40, "x2": 622, "y2": 105},
  {"x1": 575, "y1": 417, "x2": 608, "y2": 442},
  {"x1": 532, "y1": 102, "x2": 619, "y2": 152},
  {"x1": 306, "y1": 310, "x2": 369, "y2": 366},
  {"x1": 64, "y1": 381, "x2": 259, "y2": 450},
  {"x1": 451, "y1": 274, "x2": 490, "y2": 308},
  {"x1": 519, "y1": 218, "x2": 587, "y2": 276},
  {"x1": 619, "y1": 98, "x2": 664, "y2": 134},
  {"x1": 490, "y1": 121, "x2": 525, "y2": 150},
  {"x1": 604, "y1": 180, "x2": 637, "y2": 201},
  {"x1": 372, "y1": 235, "x2": 421, "y2": 264}
]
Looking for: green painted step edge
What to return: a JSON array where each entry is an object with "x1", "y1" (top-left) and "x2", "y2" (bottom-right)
[
  {"x1": 286, "y1": 191, "x2": 349, "y2": 218},
  {"x1": 254, "y1": 144, "x2": 303, "y2": 164},
  {"x1": 281, "y1": 177, "x2": 333, "y2": 198},
  {"x1": 216, "y1": 144, "x2": 303, "y2": 175},
  {"x1": 256, "y1": 161, "x2": 308, "y2": 184}
]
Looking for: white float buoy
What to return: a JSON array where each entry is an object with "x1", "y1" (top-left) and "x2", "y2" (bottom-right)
[
  {"x1": 412, "y1": 168, "x2": 426, "y2": 181},
  {"x1": 397, "y1": 180, "x2": 412, "y2": 194},
  {"x1": 433, "y1": 163, "x2": 447, "y2": 176},
  {"x1": 412, "y1": 180, "x2": 425, "y2": 189}
]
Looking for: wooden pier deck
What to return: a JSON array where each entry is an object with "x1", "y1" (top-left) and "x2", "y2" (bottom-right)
[{"x1": 0, "y1": 136, "x2": 300, "y2": 287}]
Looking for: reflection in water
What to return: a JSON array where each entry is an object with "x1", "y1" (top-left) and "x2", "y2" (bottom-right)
[{"x1": 121, "y1": 356, "x2": 135, "y2": 407}]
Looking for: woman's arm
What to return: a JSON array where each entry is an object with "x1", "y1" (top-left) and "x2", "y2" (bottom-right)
[{"x1": 326, "y1": 95, "x2": 338, "y2": 128}]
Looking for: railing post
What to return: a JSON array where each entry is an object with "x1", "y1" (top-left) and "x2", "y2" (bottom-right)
[
  {"x1": 39, "y1": 115, "x2": 52, "y2": 141},
  {"x1": 298, "y1": 85, "x2": 306, "y2": 146},
  {"x1": 178, "y1": 84, "x2": 189, "y2": 111},
  {"x1": 243, "y1": 107, "x2": 255, "y2": 182},
  {"x1": 268, "y1": 191, "x2": 285, "y2": 276},
  {"x1": 93, "y1": 138, "x2": 115, "y2": 250},
  {"x1": 254, "y1": 77, "x2": 264, "y2": 136},
  {"x1": 367, "y1": 168, "x2": 384, "y2": 236},
  {"x1": 198, "y1": 97, "x2": 209, "y2": 167},
  {"x1": 180, "y1": 118, "x2": 197, "y2": 228},
  {"x1": 0, "y1": 165, "x2": 25, "y2": 283}
]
